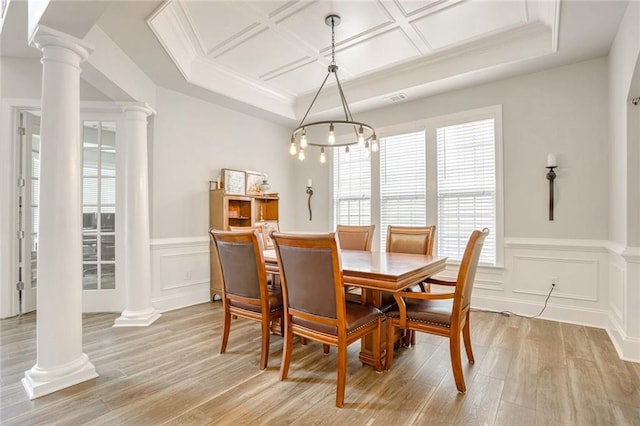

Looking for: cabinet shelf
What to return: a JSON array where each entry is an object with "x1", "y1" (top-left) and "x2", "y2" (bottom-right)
[{"x1": 209, "y1": 188, "x2": 279, "y2": 301}]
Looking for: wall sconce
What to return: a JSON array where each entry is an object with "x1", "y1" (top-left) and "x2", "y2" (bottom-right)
[
  {"x1": 306, "y1": 179, "x2": 313, "y2": 221},
  {"x1": 546, "y1": 154, "x2": 557, "y2": 221}
]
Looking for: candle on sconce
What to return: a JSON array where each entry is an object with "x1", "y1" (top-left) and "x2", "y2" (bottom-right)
[
  {"x1": 307, "y1": 179, "x2": 313, "y2": 187},
  {"x1": 547, "y1": 153, "x2": 557, "y2": 168}
]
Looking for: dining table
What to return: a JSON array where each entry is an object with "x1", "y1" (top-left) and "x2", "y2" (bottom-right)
[{"x1": 263, "y1": 248, "x2": 447, "y2": 371}]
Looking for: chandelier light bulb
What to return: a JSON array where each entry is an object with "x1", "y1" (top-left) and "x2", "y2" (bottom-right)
[
  {"x1": 345, "y1": 145, "x2": 350, "y2": 161},
  {"x1": 364, "y1": 140, "x2": 370, "y2": 158},
  {"x1": 371, "y1": 134, "x2": 379, "y2": 152},
  {"x1": 320, "y1": 147, "x2": 326, "y2": 163},
  {"x1": 300, "y1": 130, "x2": 308, "y2": 148},
  {"x1": 358, "y1": 126, "x2": 365, "y2": 146},
  {"x1": 298, "y1": 148, "x2": 305, "y2": 161},
  {"x1": 289, "y1": 136, "x2": 297, "y2": 155},
  {"x1": 328, "y1": 123, "x2": 335, "y2": 144}
]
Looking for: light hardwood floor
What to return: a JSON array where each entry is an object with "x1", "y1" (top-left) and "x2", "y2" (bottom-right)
[{"x1": 1, "y1": 302, "x2": 639, "y2": 425}]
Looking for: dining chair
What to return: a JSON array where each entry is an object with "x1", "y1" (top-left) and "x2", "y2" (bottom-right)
[
  {"x1": 209, "y1": 229, "x2": 284, "y2": 370},
  {"x1": 336, "y1": 224, "x2": 375, "y2": 251},
  {"x1": 384, "y1": 228, "x2": 489, "y2": 393},
  {"x1": 272, "y1": 232, "x2": 385, "y2": 408},
  {"x1": 336, "y1": 224, "x2": 375, "y2": 304},
  {"x1": 386, "y1": 225, "x2": 437, "y2": 345}
]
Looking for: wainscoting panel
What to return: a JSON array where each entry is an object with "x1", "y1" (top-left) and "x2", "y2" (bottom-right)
[
  {"x1": 150, "y1": 237, "x2": 211, "y2": 312},
  {"x1": 512, "y1": 255, "x2": 598, "y2": 301}
]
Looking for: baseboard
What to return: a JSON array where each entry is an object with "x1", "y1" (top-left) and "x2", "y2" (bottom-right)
[
  {"x1": 607, "y1": 313, "x2": 640, "y2": 363},
  {"x1": 151, "y1": 284, "x2": 210, "y2": 313},
  {"x1": 472, "y1": 294, "x2": 610, "y2": 329}
]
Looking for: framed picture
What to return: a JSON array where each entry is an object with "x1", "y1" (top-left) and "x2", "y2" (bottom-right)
[
  {"x1": 245, "y1": 171, "x2": 265, "y2": 196},
  {"x1": 222, "y1": 169, "x2": 246, "y2": 195},
  {"x1": 254, "y1": 220, "x2": 279, "y2": 248}
]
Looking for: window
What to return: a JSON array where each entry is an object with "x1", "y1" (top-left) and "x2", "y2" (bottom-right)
[
  {"x1": 436, "y1": 118, "x2": 496, "y2": 265},
  {"x1": 331, "y1": 105, "x2": 502, "y2": 266},
  {"x1": 379, "y1": 131, "x2": 426, "y2": 250},
  {"x1": 333, "y1": 145, "x2": 371, "y2": 226},
  {"x1": 82, "y1": 121, "x2": 117, "y2": 290}
]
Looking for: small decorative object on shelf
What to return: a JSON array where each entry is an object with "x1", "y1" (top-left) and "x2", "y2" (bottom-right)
[{"x1": 259, "y1": 179, "x2": 271, "y2": 194}]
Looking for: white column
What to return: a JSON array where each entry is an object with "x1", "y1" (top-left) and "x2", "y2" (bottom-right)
[
  {"x1": 113, "y1": 104, "x2": 161, "y2": 327},
  {"x1": 22, "y1": 26, "x2": 97, "y2": 400}
]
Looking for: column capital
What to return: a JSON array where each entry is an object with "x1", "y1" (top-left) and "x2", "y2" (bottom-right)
[
  {"x1": 30, "y1": 25, "x2": 94, "y2": 64},
  {"x1": 120, "y1": 102, "x2": 156, "y2": 117}
]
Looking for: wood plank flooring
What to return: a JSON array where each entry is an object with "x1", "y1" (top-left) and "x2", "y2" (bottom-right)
[{"x1": 1, "y1": 302, "x2": 639, "y2": 425}]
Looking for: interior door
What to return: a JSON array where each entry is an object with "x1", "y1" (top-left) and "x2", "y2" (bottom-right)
[
  {"x1": 81, "y1": 117, "x2": 124, "y2": 312},
  {"x1": 17, "y1": 112, "x2": 40, "y2": 314}
]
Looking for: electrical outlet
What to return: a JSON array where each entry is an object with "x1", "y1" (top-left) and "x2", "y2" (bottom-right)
[{"x1": 550, "y1": 277, "x2": 558, "y2": 288}]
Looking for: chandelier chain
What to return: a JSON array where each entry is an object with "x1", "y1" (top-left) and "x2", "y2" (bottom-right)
[{"x1": 331, "y1": 16, "x2": 336, "y2": 65}]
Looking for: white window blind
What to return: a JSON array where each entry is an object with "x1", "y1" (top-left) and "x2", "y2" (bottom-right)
[
  {"x1": 333, "y1": 146, "x2": 371, "y2": 226},
  {"x1": 380, "y1": 131, "x2": 426, "y2": 250},
  {"x1": 437, "y1": 118, "x2": 495, "y2": 265}
]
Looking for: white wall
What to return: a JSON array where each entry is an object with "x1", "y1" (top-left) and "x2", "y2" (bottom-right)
[
  {"x1": 148, "y1": 87, "x2": 295, "y2": 310},
  {"x1": 607, "y1": 1, "x2": 640, "y2": 361},
  {"x1": 150, "y1": 86, "x2": 294, "y2": 239},
  {"x1": 0, "y1": 56, "x2": 111, "y2": 101}
]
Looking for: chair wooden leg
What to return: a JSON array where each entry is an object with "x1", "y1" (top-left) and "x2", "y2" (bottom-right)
[
  {"x1": 373, "y1": 318, "x2": 382, "y2": 372},
  {"x1": 279, "y1": 321, "x2": 293, "y2": 381},
  {"x1": 220, "y1": 306, "x2": 231, "y2": 354},
  {"x1": 336, "y1": 343, "x2": 347, "y2": 407},
  {"x1": 449, "y1": 332, "x2": 466, "y2": 393},
  {"x1": 260, "y1": 317, "x2": 270, "y2": 370},
  {"x1": 385, "y1": 318, "x2": 395, "y2": 370},
  {"x1": 462, "y1": 310, "x2": 474, "y2": 363},
  {"x1": 410, "y1": 329, "x2": 416, "y2": 346},
  {"x1": 279, "y1": 314, "x2": 284, "y2": 337},
  {"x1": 323, "y1": 344, "x2": 330, "y2": 354},
  {"x1": 300, "y1": 336, "x2": 307, "y2": 345}
]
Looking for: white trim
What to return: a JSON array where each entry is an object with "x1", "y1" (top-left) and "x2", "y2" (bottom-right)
[
  {"x1": 608, "y1": 312, "x2": 640, "y2": 363},
  {"x1": 150, "y1": 236, "x2": 209, "y2": 248},
  {"x1": 505, "y1": 237, "x2": 608, "y2": 252}
]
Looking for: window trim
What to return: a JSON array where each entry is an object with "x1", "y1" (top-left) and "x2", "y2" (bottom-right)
[{"x1": 425, "y1": 104, "x2": 504, "y2": 267}]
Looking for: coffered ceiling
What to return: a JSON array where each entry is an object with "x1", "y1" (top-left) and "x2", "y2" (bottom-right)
[
  {"x1": 1, "y1": 0, "x2": 628, "y2": 124},
  {"x1": 148, "y1": 0, "x2": 561, "y2": 121}
]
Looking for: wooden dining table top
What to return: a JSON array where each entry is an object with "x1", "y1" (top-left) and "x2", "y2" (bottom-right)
[{"x1": 263, "y1": 249, "x2": 447, "y2": 293}]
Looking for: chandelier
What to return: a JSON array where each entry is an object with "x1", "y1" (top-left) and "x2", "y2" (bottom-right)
[{"x1": 289, "y1": 14, "x2": 378, "y2": 163}]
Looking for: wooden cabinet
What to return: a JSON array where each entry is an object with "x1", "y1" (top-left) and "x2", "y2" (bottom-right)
[{"x1": 209, "y1": 189, "x2": 279, "y2": 300}]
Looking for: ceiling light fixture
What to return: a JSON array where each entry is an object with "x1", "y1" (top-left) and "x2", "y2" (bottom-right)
[{"x1": 288, "y1": 14, "x2": 377, "y2": 162}]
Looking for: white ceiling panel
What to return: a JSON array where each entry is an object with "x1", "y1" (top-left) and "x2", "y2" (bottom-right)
[
  {"x1": 250, "y1": 1, "x2": 296, "y2": 18},
  {"x1": 277, "y1": 1, "x2": 394, "y2": 52},
  {"x1": 215, "y1": 28, "x2": 311, "y2": 79},
  {"x1": 394, "y1": 0, "x2": 446, "y2": 16},
  {"x1": 411, "y1": 0, "x2": 525, "y2": 49},
  {"x1": 181, "y1": 2, "x2": 262, "y2": 54},
  {"x1": 333, "y1": 28, "x2": 420, "y2": 77},
  {"x1": 266, "y1": 60, "x2": 331, "y2": 96}
]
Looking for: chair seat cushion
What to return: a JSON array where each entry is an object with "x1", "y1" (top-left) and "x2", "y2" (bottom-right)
[
  {"x1": 386, "y1": 298, "x2": 453, "y2": 328},
  {"x1": 292, "y1": 302, "x2": 383, "y2": 336},
  {"x1": 230, "y1": 287, "x2": 283, "y2": 313}
]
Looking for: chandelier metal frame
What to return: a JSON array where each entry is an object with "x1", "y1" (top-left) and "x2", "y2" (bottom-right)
[{"x1": 289, "y1": 14, "x2": 377, "y2": 161}]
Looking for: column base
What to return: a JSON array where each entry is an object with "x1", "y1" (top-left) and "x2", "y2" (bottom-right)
[
  {"x1": 113, "y1": 308, "x2": 161, "y2": 327},
  {"x1": 22, "y1": 353, "x2": 98, "y2": 400}
]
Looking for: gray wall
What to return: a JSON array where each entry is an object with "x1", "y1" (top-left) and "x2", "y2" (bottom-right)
[{"x1": 292, "y1": 57, "x2": 610, "y2": 241}]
